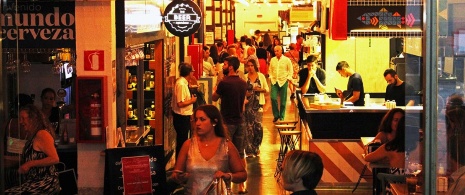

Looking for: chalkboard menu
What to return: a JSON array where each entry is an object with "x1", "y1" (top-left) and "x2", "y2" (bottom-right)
[{"x1": 104, "y1": 146, "x2": 167, "y2": 194}]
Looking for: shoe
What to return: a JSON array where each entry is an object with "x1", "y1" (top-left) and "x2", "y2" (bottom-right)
[
  {"x1": 290, "y1": 93, "x2": 295, "y2": 99},
  {"x1": 273, "y1": 117, "x2": 279, "y2": 122}
]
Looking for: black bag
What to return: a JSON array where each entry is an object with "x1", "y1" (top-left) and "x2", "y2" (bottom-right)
[
  {"x1": 367, "y1": 142, "x2": 382, "y2": 153},
  {"x1": 56, "y1": 162, "x2": 78, "y2": 195}
]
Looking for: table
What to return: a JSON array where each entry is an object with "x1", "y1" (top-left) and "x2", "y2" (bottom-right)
[{"x1": 361, "y1": 137, "x2": 375, "y2": 146}]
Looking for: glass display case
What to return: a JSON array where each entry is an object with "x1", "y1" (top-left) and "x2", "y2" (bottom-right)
[{"x1": 123, "y1": 41, "x2": 163, "y2": 146}]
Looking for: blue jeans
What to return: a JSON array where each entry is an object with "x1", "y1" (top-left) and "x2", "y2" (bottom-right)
[{"x1": 270, "y1": 81, "x2": 288, "y2": 120}]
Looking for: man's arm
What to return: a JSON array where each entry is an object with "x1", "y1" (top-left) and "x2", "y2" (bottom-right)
[
  {"x1": 346, "y1": 91, "x2": 360, "y2": 103},
  {"x1": 212, "y1": 92, "x2": 220, "y2": 102}
]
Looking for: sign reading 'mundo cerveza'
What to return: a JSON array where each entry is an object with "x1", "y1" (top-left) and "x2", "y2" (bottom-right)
[
  {"x1": 163, "y1": 0, "x2": 201, "y2": 37},
  {"x1": 1, "y1": 2, "x2": 76, "y2": 48}
]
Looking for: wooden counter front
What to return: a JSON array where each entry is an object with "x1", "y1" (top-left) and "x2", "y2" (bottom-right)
[{"x1": 297, "y1": 94, "x2": 423, "y2": 139}]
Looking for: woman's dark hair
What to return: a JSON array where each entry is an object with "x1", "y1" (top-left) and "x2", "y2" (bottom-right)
[
  {"x1": 247, "y1": 59, "x2": 259, "y2": 72},
  {"x1": 263, "y1": 33, "x2": 272, "y2": 47},
  {"x1": 378, "y1": 108, "x2": 405, "y2": 133},
  {"x1": 41, "y1": 88, "x2": 56, "y2": 99},
  {"x1": 245, "y1": 38, "x2": 252, "y2": 46},
  {"x1": 209, "y1": 44, "x2": 219, "y2": 64},
  {"x1": 385, "y1": 117, "x2": 405, "y2": 152},
  {"x1": 179, "y1": 63, "x2": 193, "y2": 77},
  {"x1": 194, "y1": 105, "x2": 228, "y2": 139},
  {"x1": 20, "y1": 104, "x2": 56, "y2": 138}
]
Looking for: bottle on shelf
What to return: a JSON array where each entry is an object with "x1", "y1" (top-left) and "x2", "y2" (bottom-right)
[
  {"x1": 144, "y1": 43, "x2": 152, "y2": 60},
  {"x1": 437, "y1": 163, "x2": 448, "y2": 192},
  {"x1": 128, "y1": 100, "x2": 134, "y2": 119},
  {"x1": 150, "y1": 101, "x2": 155, "y2": 119},
  {"x1": 127, "y1": 73, "x2": 133, "y2": 90},
  {"x1": 90, "y1": 93, "x2": 102, "y2": 138},
  {"x1": 61, "y1": 123, "x2": 69, "y2": 144}
]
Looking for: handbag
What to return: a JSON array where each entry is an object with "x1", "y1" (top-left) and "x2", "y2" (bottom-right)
[
  {"x1": 6, "y1": 119, "x2": 27, "y2": 154},
  {"x1": 203, "y1": 178, "x2": 230, "y2": 195}
]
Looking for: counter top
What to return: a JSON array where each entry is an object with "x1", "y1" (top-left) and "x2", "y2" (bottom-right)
[{"x1": 299, "y1": 94, "x2": 423, "y2": 113}]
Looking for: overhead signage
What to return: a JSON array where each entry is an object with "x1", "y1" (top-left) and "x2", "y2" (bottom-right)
[
  {"x1": 125, "y1": 2, "x2": 162, "y2": 34},
  {"x1": 1, "y1": 2, "x2": 76, "y2": 48},
  {"x1": 163, "y1": 0, "x2": 202, "y2": 37},
  {"x1": 348, "y1": 5, "x2": 422, "y2": 32}
]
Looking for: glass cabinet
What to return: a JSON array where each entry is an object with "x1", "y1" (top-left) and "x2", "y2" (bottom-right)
[{"x1": 123, "y1": 41, "x2": 163, "y2": 146}]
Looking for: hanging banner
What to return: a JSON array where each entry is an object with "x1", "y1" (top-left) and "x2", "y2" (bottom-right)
[
  {"x1": 348, "y1": 5, "x2": 422, "y2": 32},
  {"x1": 163, "y1": 0, "x2": 202, "y2": 37},
  {"x1": 1, "y1": 2, "x2": 76, "y2": 48}
]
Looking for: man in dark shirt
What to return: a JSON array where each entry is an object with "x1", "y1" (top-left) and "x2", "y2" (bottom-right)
[
  {"x1": 335, "y1": 61, "x2": 365, "y2": 106},
  {"x1": 384, "y1": 68, "x2": 415, "y2": 106},
  {"x1": 212, "y1": 56, "x2": 247, "y2": 158},
  {"x1": 298, "y1": 55, "x2": 326, "y2": 94}
]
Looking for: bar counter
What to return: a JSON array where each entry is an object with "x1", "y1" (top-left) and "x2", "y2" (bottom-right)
[{"x1": 297, "y1": 93, "x2": 423, "y2": 139}]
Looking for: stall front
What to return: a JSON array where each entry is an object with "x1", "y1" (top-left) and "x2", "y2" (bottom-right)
[{"x1": 297, "y1": 93, "x2": 422, "y2": 189}]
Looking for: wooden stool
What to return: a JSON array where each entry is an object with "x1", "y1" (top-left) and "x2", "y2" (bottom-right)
[{"x1": 275, "y1": 129, "x2": 301, "y2": 180}]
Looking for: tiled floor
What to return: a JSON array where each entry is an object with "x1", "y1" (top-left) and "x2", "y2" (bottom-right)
[{"x1": 231, "y1": 93, "x2": 372, "y2": 195}]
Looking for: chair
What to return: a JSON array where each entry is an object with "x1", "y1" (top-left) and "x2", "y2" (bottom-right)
[
  {"x1": 377, "y1": 173, "x2": 406, "y2": 195},
  {"x1": 352, "y1": 164, "x2": 372, "y2": 193},
  {"x1": 55, "y1": 162, "x2": 78, "y2": 195}
]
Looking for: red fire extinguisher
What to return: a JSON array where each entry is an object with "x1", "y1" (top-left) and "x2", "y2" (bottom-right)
[{"x1": 89, "y1": 92, "x2": 102, "y2": 137}]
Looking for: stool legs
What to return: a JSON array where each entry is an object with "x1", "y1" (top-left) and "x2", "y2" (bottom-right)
[{"x1": 275, "y1": 131, "x2": 301, "y2": 181}]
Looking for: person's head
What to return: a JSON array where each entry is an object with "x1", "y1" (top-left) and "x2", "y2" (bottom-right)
[
  {"x1": 282, "y1": 150, "x2": 323, "y2": 192},
  {"x1": 19, "y1": 104, "x2": 55, "y2": 137},
  {"x1": 41, "y1": 88, "x2": 56, "y2": 109},
  {"x1": 273, "y1": 37, "x2": 281, "y2": 46},
  {"x1": 240, "y1": 35, "x2": 247, "y2": 43},
  {"x1": 385, "y1": 117, "x2": 406, "y2": 152},
  {"x1": 203, "y1": 45, "x2": 211, "y2": 59},
  {"x1": 384, "y1": 68, "x2": 399, "y2": 85},
  {"x1": 274, "y1": 45, "x2": 283, "y2": 58},
  {"x1": 288, "y1": 43, "x2": 296, "y2": 51},
  {"x1": 379, "y1": 108, "x2": 405, "y2": 134},
  {"x1": 306, "y1": 55, "x2": 318, "y2": 70},
  {"x1": 446, "y1": 94, "x2": 465, "y2": 135},
  {"x1": 227, "y1": 44, "x2": 236, "y2": 56},
  {"x1": 194, "y1": 105, "x2": 227, "y2": 138},
  {"x1": 335, "y1": 61, "x2": 351, "y2": 78},
  {"x1": 296, "y1": 35, "x2": 303, "y2": 44},
  {"x1": 246, "y1": 59, "x2": 259, "y2": 73},
  {"x1": 223, "y1": 56, "x2": 240, "y2": 75},
  {"x1": 216, "y1": 42, "x2": 224, "y2": 51},
  {"x1": 247, "y1": 46, "x2": 255, "y2": 56},
  {"x1": 210, "y1": 45, "x2": 219, "y2": 60},
  {"x1": 179, "y1": 62, "x2": 194, "y2": 77},
  {"x1": 254, "y1": 29, "x2": 261, "y2": 37},
  {"x1": 245, "y1": 38, "x2": 252, "y2": 46}
]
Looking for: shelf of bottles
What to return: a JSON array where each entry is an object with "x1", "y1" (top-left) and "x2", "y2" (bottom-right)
[{"x1": 124, "y1": 42, "x2": 156, "y2": 146}]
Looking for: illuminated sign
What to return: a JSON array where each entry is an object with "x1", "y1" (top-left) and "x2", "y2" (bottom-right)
[{"x1": 163, "y1": 0, "x2": 202, "y2": 37}]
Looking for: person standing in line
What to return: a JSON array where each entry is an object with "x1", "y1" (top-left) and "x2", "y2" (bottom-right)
[
  {"x1": 384, "y1": 68, "x2": 416, "y2": 106},
  {"x1": 209, "y1": 44, "x2": 220, "y2": 65},
  {"x1": 241, "y1": 46, "x2": 259, "y2": 71},
  {"x1": 295, "y1": 35, "x2": 304, "y2": 67},
  {"x1": 298, "y1": 55, "x2": 326, "y2": 94},
  {"x1": 244, "y1": 59, "x2": 269, "y2": 157},
  {"x1": 202, "y1": 46, "x2": 216, "y2": 76},
  {"x1": 281, "y1": 150, "x2": 324, "y2": 195},
  {"x1": 267, "y1": 37, "x2": 281, "y2": 61},
  {"x1": 212, "y1": 56, "x2": 248, "y2": 193},
  {"x1": 172, "y1": 105, "x2": 247, "y2": 195},
  {"x1": 269, "y1": 45, "x2": 294, "y2": 122},
  {"x1": 40, "y1": 88, "x2": 60, "y2": 134},
  {"x1": 335, "y1": 61, "x2": 365, "y2": 106},
  {"x1": 172, "y1": 63, "x2": 197, "y2": 158},
  {"x1": 284, "y1": 43, "x2": 300, "y2": 99}
]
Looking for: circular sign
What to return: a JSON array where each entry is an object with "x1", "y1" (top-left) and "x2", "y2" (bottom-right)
[
  {"x1": 163, "y1": 0, "x2": 202, "y2": 37},
  {"x1": 57, "y1": 88, "x2": 67, "y2": 98}
]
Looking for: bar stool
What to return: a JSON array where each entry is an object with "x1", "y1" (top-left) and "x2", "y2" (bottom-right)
[{"x1": 274, "y1": 124, "x2": 301, "y2": 180}]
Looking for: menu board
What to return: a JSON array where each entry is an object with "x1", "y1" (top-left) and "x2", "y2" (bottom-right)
[
  {"x1": 104, "y1": 146, "x2": 166, "y2": 194},
  {"x1": 121, "y1": 156, "x2": 152, "y2": 194}
]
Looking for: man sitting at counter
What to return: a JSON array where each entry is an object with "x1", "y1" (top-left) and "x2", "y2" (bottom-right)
[
  {"x1": 298, "y1": 55, "x2": 326, "y2": 94},
  {"x1": 383, "y1": 68, "x2": 415, "y2": 106},
  {"x1": 335, "y1": 61, "x2": 365, "y2": 106}
]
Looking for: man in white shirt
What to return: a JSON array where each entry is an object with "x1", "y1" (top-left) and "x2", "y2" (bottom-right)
[
  {"x1": 202, "y1": 46, "x2": 216, "y2": 76},
  {"x1": 269, "y1": 45, "x2": 293, "y2": 122},
  {"x1": 172, "y1": 63, "x2": 197, "y2": 157}
]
